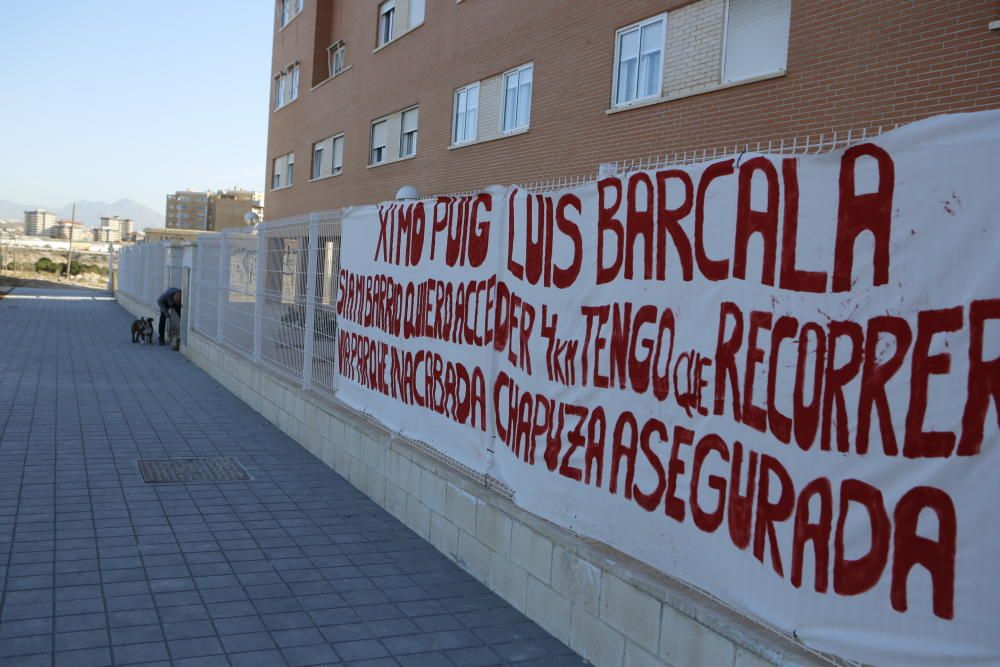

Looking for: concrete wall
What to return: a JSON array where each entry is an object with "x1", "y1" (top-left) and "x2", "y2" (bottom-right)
[{"x1": 152, "y1": 319, "x2": 835, "y2": 667}]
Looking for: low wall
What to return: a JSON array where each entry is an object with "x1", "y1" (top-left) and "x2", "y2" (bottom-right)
[
  {"x1": 117, "y1": 289, "x2": 153, "y2": 320},
  {"x1": 164, "y1": 322, "x2": 832, "y2": 667}
]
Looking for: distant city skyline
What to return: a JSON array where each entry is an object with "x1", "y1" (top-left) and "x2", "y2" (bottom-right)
[{"x1": 0, "y1": 2, "x2": 273, "y2": 214}]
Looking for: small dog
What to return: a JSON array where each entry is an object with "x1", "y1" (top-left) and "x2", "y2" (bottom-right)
[{"x1": 131, "y1": 317, "x2": 154, "y2": 344}]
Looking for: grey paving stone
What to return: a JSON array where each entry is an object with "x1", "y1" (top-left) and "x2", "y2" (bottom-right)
[
  {"x1": 395, "y1": 652, "x2": 455, "y2": 667},
  {"x1": 53, "y1": 646, "x2": 112, "y2": 667},
  {"x1": 163, "y1": 620, "x2": 217, "y2": 641},
  {"x1": 109, "y1": 624, "x2": 165, "y2": 646},
  {"x1": 2, "y1": 602, "x2": 53, "y2": 621},
  {"x1": 0, "y1": 617, "x2": 53, "y2": 640},
  {"x1": 54, "y1": 629, "x2": 109, "y2": 652},
  {"x1": 174, "y1": 656, "x2": 235, "y2": 667},
  {"x1": 159, "y1": 605, "x2": 210, "y2": 623},
  {"x1": 208, "y1": 600, "x2": 259, "y2": 619},
  {"x1": 219, "y1": 631, "x2": 276, "y2": 654},
  {"x1": 229, "y1": 649, "x2": 290, "y2": 667},
  {"x1": 365, "y1": 619, "x2": 420, "y2": 638},
  {"x1": 108, "y1": 609, "x2": 160, "y2": 628},
  {"x1": 214, "y1": 616, "x2": 267, "y2": 635},
  {"x1": 333, "y1": 639, "x2": 389, "y2": 661},
  {"x1": 444, "y1": 646, "x2": 502, "y2": 667},
  {"x1": 0, "y1": 292, "x2": 580, "y2": 667},
  {"x1": 381, "y1": 630, "x2": 481, "y2": 656},
  {"x1": 281, "y1": 642, "x2": 341, "y2": 666},
  {"x1": 167, "y1": 636, "x2": 224, "y2": 659},
  {"x1": 111, "y1": 641, "x2": 170, "y2": 665},
  {"x1": 342, "y1": 658, "x2": 398, "y2": 667},
  {"x1": 0, "y1": 635, "x2": 53, "y2": 658}
]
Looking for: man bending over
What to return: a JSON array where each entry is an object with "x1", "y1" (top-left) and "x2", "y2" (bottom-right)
[{"x1": 156, "y1": 287, "x2": 182, "y2": 346}]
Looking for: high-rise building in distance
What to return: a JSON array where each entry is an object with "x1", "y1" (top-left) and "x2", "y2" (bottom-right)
[
  {"x1": 166, "y1": 189, "x2": 264, "y2": 231},
  {"x1": 24, "y1": 209, "x2": 57, "y2": 236}
]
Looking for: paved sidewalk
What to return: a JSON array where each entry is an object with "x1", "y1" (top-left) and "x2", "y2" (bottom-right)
[{"x1": 0, "y1": 288, "x2": 586, "y2": 667}]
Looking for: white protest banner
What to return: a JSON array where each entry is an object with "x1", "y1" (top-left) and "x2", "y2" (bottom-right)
[{"x1": 335, "y1": 111, "x2": 1000, "y2": 666}]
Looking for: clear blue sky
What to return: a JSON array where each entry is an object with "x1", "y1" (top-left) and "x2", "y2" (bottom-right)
[{"x1": 0, "y1": 1, "x2": 273, "y2": 214}]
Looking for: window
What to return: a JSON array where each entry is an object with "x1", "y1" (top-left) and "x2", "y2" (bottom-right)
[
  {"x1": 400, "y1": 107, "x2": 418, "y2": 157},
  {"x1": 502, "y1": 64, "x2": 533, "y2": 133},
  {"x1": 370, "y1": 120, "x2": 388, "y2": 164},
  {"x1": 613, "y1": 15, "x2": 665, "y2": 106},
  {"x1": 329, "y1": 41, "x2": 346, "y2": 76},
  {"x1": 453, "y1": 83, "x2": 479, "y2": 144},
  {"x1": 274, "y1": 63, "x2": 299, "y2": 110},
  {"x1": 723, "y1": 0, "x2": 791, "y2": 83},
  {"x1": 331, "y1": 135, "x2": 344, "y2": 174},
  {"x1": 378, "y1": 1, "x2": 395, "y2": 46},
  {"x1": 274, "y1": 73, "x2": 286, "y2": 109},
  {"x1": 279, "y1": 0, "x2": 303, "y2": 28},
  {"x1": 272, "y1": 153, "x2": 294, "y2": 189},
  {"x1": 312, "y1": 145, "x2": 324, "y2": 180},
  {"x1": 312, "y1": 134, "x2": 344, "y2": 178},
  {"x1": 409, "y1": 0, "x2": 424, "y2": 28}
]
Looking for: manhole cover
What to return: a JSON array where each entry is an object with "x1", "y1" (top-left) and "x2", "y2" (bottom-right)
[{"x1": 137, "y1": 457, "x2": 252, "y2": 484}]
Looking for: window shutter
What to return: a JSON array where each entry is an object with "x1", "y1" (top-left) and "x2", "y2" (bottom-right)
[
  {"x1": 409, "y1": 0, "x2": 425, "y2": 28},
  {"x1": 372, "y1": 121, "x2": 387, "y2": 147},
  {"x1": 402, "y1": 108, "x2": 418, "y2": 134},
  {"x1": 723, "y1": 0, "x2": 791, "y2": 83},
  {"x1": 333, "y1": 137, "x2": 344, "y2": 170}
]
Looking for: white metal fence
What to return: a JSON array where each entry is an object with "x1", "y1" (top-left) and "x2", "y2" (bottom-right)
[
  {"x1": 190, "y1": 212, "x2": 344, "y2": 400},
  {"x1": 117, "y1": 242, "x2": 182, "y2": 312}
]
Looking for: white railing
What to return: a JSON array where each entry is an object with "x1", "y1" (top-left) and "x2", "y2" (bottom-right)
[
  {"x1": 433, "y1": 124, "x2": 890, "y2": 199},
  {"x1": 117, "y1": 242, "x2": 172, "y2": 312},
  {"x1": 188, "y1": 211, "x2": 344, "y2": 400}
]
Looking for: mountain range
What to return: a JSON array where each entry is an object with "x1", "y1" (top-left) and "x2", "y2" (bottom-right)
[{"x1": 0, "y1": 198, "x2": 164, "y2": 230}]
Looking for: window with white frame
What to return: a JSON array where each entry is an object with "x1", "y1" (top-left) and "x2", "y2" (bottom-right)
[
  {"x1": 370, "y1": 120, "x2": 388, "y2": 165},
  {"x1": 274, "y1": 63, "x2": 300, "y2": 110},
  {"x1": 274, "y1": 72, "x2": 286, "y2": 109},
  {"x1": 408, "y1": 0, "x2": 424, "y2": 28},
  {"x1": 378, "y1": 1, "x2": 395, "y2": 46},
  {"x1": 453, "y1": 83, "x2": 479, "y2": 145},
  {"x1": 312, "y1": 134, "x2": 344, "y2": 179},
  {"x1": 312, "y1": 144, "x2": 324, "y2": 180},
  {"x1": 272, "y1": 153, "x2": 295, "y2": 189},
  {"x1": 329, "y1": 41, "x2": 346, "y2": 76},
  {"x1": 613, "y1": 14, "x2": 665, "y2": 107},
  {"x1": 330, "y1": 135, "x2": 344, "y2": 174},
  {"x1": 399, "y1": 107, "x2": 418, "y2": 158},
  {"x1": 279, "y1": 0, "x2": 303, "y2": 28},
  {"x1": 723, "y1": 0, "x2": 791, "y2": 83},
  {"x1": 502, "y1": 63, "x2": 533, "y2": 133}
]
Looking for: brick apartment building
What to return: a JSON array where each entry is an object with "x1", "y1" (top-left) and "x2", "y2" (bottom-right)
[{"x1": 265, "y1": 0, "x2": 999, "y2": 220}]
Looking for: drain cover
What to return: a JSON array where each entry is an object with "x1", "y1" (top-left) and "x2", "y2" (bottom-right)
[{"x1": 137, "y1": 457, "x2": 252, "y2": 484}]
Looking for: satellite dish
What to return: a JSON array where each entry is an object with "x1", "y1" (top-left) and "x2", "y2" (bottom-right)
[
  {"x1": 244, "y1": 211, "x2": 260, "y2": 226},
  {"x1": 396, "y1": 185, "x2": 419, "y2": 200}
]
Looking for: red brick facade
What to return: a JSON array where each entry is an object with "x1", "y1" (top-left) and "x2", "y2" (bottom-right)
[{"x1": 266, "y1": 0, "x2": 999, "y2": 219}]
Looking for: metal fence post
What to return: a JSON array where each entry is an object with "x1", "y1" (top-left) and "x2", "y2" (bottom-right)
[
  {"x1": 253, "y1": 226, "x2": 264, "y2": 361},
  {"x1": 162, "y1": 243, "x2": 171, "y2": 299},
  {"x1": 302, "y1": 215, "x2": 318, "y2": 389},
  {"x1": 216, "y1": 232, "x2": 227, "y2": 344}
]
